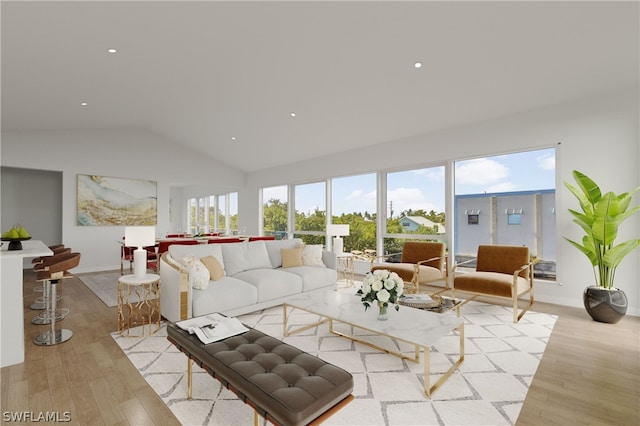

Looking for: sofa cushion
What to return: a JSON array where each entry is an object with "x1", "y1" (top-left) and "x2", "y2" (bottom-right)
[
  {"x1": 191, "y1": 276, "x2": 259, "y2": 317},
  {"x1": 222, "y1": 241, "x2": 272, "y2": 276},
  {"x1": 233, "y1": 269, "x2": 303, "y2": 302},
  {"x1": 281, "y1": 248, "x2": 303, "y2": 268},
  {"x1": 169, "y1": 243, "x2": 225, "y2": 271},
  {"x1": 180, "y1": 255, "x2": 211, "y2": 290},
  {"x1": 301, "y1": 244, "x2": 325, "y2": 267},
  {"x1": 283, "y1": 266, "x2": 338, "y2": 292},
  {"x1": 201, "y1": 255, "x2": 225, "y2": 281},
  {"x1": 265, "y1": 238, "x2": 304, "y2": 268}
]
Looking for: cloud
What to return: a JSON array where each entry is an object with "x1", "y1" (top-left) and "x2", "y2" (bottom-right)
[
  {"x1": 455, "y1": 158, "x2": 509, "y2": 186},
  {"x1": 486, "y1": 182, "x2": 516, "y2": 193},
  {"x1": 346, "y1": 189, "x2": 364, "y2": 200},
  {"x1": 388, "y1": 187, "x2": 439, "y2": 213},
  {"x1": 537, "y1": 153, "x2": 555, "y2": 170},
  {"x1": 411, "y1": 167, "x2": 444, "y2": 182},
  {"x1": 263, "y1": 185, "x2": 287, "y2": 202}
]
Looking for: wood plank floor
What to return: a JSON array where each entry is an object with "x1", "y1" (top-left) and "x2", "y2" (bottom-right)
[{"x1": 2, "y1": 271, "x2": 638, "y2": 425}]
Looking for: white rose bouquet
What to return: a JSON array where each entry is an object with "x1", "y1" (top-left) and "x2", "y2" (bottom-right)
[{"x1": 357, "y1": 269, "x2": 404, "y2": 312}]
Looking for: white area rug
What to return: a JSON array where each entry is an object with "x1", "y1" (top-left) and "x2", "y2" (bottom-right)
[
  {"x1": 112, "y1": 301, "x2": 556, "y2": 426},
  {"x1": 78, "y1": 271, "x2": 123, "y2": 307}
]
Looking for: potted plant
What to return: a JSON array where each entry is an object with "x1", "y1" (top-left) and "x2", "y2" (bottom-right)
[{"x1": 564, "y1": 170, "x2": 640, "y2": 323}]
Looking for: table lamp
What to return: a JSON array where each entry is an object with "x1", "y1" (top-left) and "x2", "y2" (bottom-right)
[
  {"x1": 327, "y1": 224, "x2": 349, "y2": 254},
  {"x1": 125, "y1": 226, "x2": 156, "y2": 279}
]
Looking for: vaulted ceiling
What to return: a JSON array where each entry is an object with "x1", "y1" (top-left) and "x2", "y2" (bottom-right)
[{"x1": 2, "y1": 1, "x2": 638, "y2": 172}]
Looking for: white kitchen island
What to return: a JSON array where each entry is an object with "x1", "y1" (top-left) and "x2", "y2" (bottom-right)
[{"x1": 1, "y1": 240, "x2": 52, "y2": 367}]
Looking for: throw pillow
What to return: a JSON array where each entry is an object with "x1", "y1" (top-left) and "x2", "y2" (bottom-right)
[
  {"x1": 200, "y1": 255, "x2": 224, "y2": 281},
  {"x1": 181, "y1": 255, "x2": 210, "y2": 290},
  {"x1": 281, "y1": 248, "x2": 303, "y2": 268},
  {"x1": 301, "y1": 244, "x2": 325, "y2": 267}
]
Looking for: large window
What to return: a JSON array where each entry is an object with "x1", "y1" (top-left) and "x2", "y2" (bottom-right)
[
  {"x1": 187, "y1": 192, "x2": 238, "y2": 235},
  {"x1": 384, "y1": 166, "x2": 446, "y2": 255},
  {"x1": 262, "y1": 185, "x2": 288, "y2": 239},
  {"x1": 293, "y1": 181, "x2": 326, "y2": 244},
  {"x1": 331, "y1": 173, "x2": 376, "y2": 254},
  {"x1": 256, "y1": 147, "x2": 556, "y2": 281},
  {"x1": 454, "y1": 147, "x2": 556, "y2": 279}
]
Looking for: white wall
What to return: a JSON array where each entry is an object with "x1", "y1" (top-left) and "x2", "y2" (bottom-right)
[
  {"x1": 245, "y1": 90, "x2": 640, "y2": 314},
  {"x1": 0, "y1": 128, "x2": 244, "y2": 272}
]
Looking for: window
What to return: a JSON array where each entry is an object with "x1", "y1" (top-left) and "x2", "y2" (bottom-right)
[
  {"x1": 294, "y1": 181, "x2": 326, "y2": 244},
  {"x1": 262, "y1": 185, "x2": 288, "y2": 239},
  {"x1": 217, "y1": 195, "x2": 226, "y2": 231},
  {"x1": 384, "y1": 166, "x2": 446, "y2": 255},
  {"x1": 455, "y1": 147, "x2": 556, "y2": 279},
  {"x1": 187, "y1": 192, "x2": 238, "y2": 235},
  {"x1": 331, "y1": 173, "x2": 376, "y2": 254}
]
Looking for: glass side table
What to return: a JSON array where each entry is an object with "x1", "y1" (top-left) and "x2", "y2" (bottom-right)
[{"x1": 117, "y1": 273, "x2": 161, "y2": 337}]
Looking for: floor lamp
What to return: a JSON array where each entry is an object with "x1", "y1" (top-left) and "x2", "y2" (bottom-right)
[
  {"x1": 327, "y1": 224, "x2": 349, "y2": 254},
  {"x1": 125, "y1": 226, "x2": 156, "y2": 279}
]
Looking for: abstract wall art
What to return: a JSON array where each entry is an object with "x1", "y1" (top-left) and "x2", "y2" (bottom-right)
[{"x1": 77, "y1": 174, "x2": 157, "y2": 226}]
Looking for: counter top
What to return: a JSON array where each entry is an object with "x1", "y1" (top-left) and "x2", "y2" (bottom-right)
[{"x1": 0, "y1": 239, "x2": 53, "y2": 258}]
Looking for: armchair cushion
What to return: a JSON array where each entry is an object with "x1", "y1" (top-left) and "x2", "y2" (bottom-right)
[
  {"x1": 454, "y1": 271, "x2": 530, "y2": 298},
  {"x1": 371, "y1": 241, "x2": 446, "y2": 286},
  {"x1": 452, "y1": 244, "x2": 534, "y2": 323},
  {"x1": 475, "y1": 245, "x2": 530, "y2": 278}
]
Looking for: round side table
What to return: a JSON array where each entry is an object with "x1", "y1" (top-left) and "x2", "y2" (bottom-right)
[
  {"x1": 336, "y1": 253, "x2": 355, "y2": 288},
  {"x1": 118, "y1": 273, "x2": 161, "y2": 337}
]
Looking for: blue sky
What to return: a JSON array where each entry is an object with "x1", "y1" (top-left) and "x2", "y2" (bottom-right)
[{"x1": 264, "y1": 147, "x2": 556, "y2": 216}]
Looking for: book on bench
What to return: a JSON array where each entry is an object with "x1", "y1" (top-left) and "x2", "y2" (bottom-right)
[{"x1": 176, "y1": 313, "x2": 249, "y2": 344}]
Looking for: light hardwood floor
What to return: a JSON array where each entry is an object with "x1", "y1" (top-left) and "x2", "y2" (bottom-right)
[{"x1": 2, "y1": 271, "x2": 638, "y2": 425}]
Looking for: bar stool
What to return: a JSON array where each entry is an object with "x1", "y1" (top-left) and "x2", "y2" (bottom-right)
[
  {"x1": 32, "y1": 250, "x2": 75, "y2": 325},
  {"x1": 31, "y1": 245, "x2": 71, "y2": 310},
  {"x1": 34, "y1": 252, "x2": 81, "y2": 346}
]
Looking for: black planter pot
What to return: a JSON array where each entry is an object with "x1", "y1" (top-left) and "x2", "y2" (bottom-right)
[{"x1": 583, "y1": 286, "x2": 628, "y2": 324}]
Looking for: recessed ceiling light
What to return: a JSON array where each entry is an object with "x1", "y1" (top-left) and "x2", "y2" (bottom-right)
[
  {"x1": 414, "y1": 62, "x2": 423, "y2": 69},
  {"x1": 80, "y1": 102, "x2": 88, "y2": 106},
  {"x1": 231, "y1": 136, "x2": 236, "y2": 141},
  {"x1": 107, "y1": 48, "x2": 117, "y2": 54},
  {"x1": 290, "y1": 112, "x2": 296, "y2": 117}
]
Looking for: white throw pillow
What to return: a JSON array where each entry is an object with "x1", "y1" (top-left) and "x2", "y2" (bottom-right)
[
  {"x1": 181, "y1": 255, "x2": 210, "y2": 290},
  {"x1": 301, "y1": 244, "x2": 325, "y2": 267}
]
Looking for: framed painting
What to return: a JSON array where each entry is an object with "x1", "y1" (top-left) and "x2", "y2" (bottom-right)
[{"x1": 77, "y1": 174, "x2": 157, "y2": 226}]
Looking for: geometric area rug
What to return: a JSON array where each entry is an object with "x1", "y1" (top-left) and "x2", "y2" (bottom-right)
[{"x1": 112, "y1": 301, "x2": 557, "y2": 425}]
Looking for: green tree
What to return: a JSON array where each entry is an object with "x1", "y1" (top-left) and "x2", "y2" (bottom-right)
[{"x1": 264, "y1": 198, "x2": 288, "y2": 234}]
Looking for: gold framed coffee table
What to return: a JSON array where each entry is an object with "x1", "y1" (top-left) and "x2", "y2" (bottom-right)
[{"x1": 282, "y1": 291, "x2": 464, "y2": 398}]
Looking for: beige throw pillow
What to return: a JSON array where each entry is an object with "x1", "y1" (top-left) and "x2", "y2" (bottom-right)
[
  {"x1": 281, "y1": 248, "x2": 303, "y2": 268},
  {"x1": 201, "y1": 255, "x2": 224, "y2": 281}
]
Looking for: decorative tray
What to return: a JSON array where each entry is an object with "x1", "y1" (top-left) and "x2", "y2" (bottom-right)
[{"x1": 398, "y1": 293, "x2": 441, "y2": 309}]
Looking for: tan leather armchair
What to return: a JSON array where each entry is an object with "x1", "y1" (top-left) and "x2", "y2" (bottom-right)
[
  {"x1": 370, "y1": 241, "x2": 448, "y2": 290},
  {"x1": 453, "y1": 244, "x2": 535, "y2": 323}
]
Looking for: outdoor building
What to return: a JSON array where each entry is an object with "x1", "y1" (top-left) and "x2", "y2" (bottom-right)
[
  {"x1": 399, "y1": 216, "x2": 445, "y2": 234},
  {"x1": 455, "y1": 189, "x2": 556, "y2": 278}
]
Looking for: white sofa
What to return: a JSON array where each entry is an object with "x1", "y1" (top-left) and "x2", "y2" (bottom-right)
[{"x1": 159, "y1": 238, "x2": 337, "y2": 321}]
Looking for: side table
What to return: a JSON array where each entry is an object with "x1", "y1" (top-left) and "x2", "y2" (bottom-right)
[
  {"x1": 118, "y1": 273, "x2": 161, "y2": 337},
  {"x1": 336, "y1": 253, "x2": 355, "y2": 288}
]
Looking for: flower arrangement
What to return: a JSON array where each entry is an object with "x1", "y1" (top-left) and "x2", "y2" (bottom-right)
[{"x1": 357, "y1": 269, "x2": 404, "y2": 313}]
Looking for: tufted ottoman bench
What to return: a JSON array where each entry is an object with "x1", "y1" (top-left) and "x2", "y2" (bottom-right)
[{"x1": 167, "y1": 322, "x2": 354, "y2": 426}]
